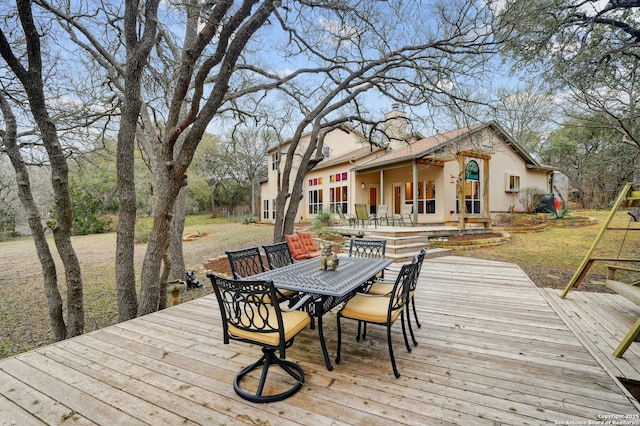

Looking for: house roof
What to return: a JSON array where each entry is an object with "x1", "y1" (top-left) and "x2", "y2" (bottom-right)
[
  {"x1": 352, "y1": 121, "x2": 545, "y2": 172},
  {"x1": 314, "y1": 144, "x2": 385, "y2": 170}
]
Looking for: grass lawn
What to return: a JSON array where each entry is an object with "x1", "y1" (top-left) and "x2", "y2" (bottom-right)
[
  {"x1": 0, "y1": 217, "x2": 275, "y2": 359},
  {"x1": 0, "y1": 209, "x2": 638, "y2": 359},
  {"x1": 464, "y1": 209, "x2": 640, "y2": 291}
]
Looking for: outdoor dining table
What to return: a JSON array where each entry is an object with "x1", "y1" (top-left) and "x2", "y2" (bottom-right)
[{"x1": 248, "y1": 256, "x2": 393, "y2": 370}]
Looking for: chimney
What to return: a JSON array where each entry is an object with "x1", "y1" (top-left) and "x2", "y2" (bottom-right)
[{"x1": 384, "y1": 104, "x2": 408, "y2": 149}]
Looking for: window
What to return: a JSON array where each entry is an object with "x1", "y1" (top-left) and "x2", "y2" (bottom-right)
[
  {"x1": 308, "y1": 189, "x2": 323, "y2": 214},
  {"x1": 465, "y1": 160, "x2": 479, "y2": 180},
  {"x1": 308, "y1": 177, "x2": 323, "y2": 186},
  {"x1": 456, "y1": 180, "x2": 480, "y2": 214},
  {"x1": 329, "y1": 172, "x2": 348, "y2": 183},
  {"x1": 417, "y1": 180, "x2": 436, "y2": 214},
  {"x1": 426, "y1": 180, "x2": 436, "y2": 213},
  {"x1": 505, "y1": 174, "x2": 520, "y2": 192},
  {"x1": 405, "y1": 182, "x2": 413, "y2": 201},
  {"x1": 263, "y1": 199, "x2": 276, "y2": 219},
  {"x1": 329, "y1": 186, "x2": 348, "y2": 214},
  {"x1": 271, "y1": 152, "x2": 279, "y2": 170}
]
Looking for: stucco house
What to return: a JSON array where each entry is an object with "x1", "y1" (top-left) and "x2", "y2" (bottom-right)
[{"x1": 260, "y1": 111, "x2": 555, "y2": 227}]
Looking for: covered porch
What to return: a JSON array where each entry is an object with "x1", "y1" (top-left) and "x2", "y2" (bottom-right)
[
  {"x1": 354, "y1": 151, "x2": 493, "y2": 231},
  {"x1": 1, "y1": 256, "x2": 639, "y2": 424}
]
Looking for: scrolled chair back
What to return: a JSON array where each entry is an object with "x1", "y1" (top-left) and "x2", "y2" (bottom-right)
[
  {"x1": 410, "y1": 248, "x2": 427, "y2": 291},
  {"x1": 388, "y1": 261, "x2": 419, "y2": 315},
  {"x1": 263, "y1": 242, "x2": 294, "y2": 269},
  {"x1": 207, "y1": 272, "x2": 310, "y2": 402},
  {"x1": 349, "y1": 238, "x2": 387, "y2": 259},
  {"x1": 210, "y1": 274, "x2": 289, "y2": 352},
  {"x1": 225, "y1": 246, "x2": 265, "y2": 279}
]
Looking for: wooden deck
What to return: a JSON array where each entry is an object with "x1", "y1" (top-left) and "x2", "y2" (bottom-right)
[
  {"x1": 543, "y1": 286, "x2": 640, "y2": 388},
  {"x1": 2, "y1": 256, "x2": 640, "y2": 425}
]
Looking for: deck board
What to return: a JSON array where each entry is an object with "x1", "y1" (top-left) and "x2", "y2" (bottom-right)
[
  {"x1": 1, "y1": 255, "x2": 639, "y2": 425},
  {"x1": 543, "y1": 286, "x2": 640, "y2": 386}
]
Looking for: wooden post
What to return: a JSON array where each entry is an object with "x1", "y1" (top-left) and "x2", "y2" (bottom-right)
[
  {"x1": 560, "y1": 182, "x2": 634, "y2": 298},
  {"x1": 458, "y1": 155, "x2": 466, "y2": 230},
  {"x1": 614, "y1": 317, "x2": 640, "y2": 358},
  {"x1": 412, "y1": 160, "x2": 418, "y2": 225},
  {"x1": 482, "y1": 157, "x2": 490, "y2": 228}
]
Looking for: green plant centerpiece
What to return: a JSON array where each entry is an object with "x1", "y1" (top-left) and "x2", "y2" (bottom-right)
[{"x1": 319, "y1": 244, "x2": 339, "y2": 270}]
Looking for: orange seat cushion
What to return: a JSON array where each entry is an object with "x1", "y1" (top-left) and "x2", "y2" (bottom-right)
[
  {"x1": 307, "y1": 250, "x2": 322, "y2": 258},
  {"x1": 297, "y1": 231, "x2": 318, "y2": 254},
  {"x1": 284, "y1": 234, "x2": 310, "y2": 260}
]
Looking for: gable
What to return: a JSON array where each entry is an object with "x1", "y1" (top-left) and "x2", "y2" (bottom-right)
[{"x1": 352, "y1": 122, "x2": 544, "y2": 172}]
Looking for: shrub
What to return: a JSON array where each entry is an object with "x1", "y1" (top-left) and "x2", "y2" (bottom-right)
[
  {"x1": 311, "y1": 210, "x2": 334, "y2": 232},
  {"x1": 0, "y1": 205, "x2": 18, "y2": 241},
  {"x1": 551, "y1": 207, "x2": 570, "y2": 219},
  {"x1": 48, "y1": 181, "x2": 112, "y2": 235},
  {"x1": 134, "y1": 220, "x2": 152, "y2": 243},
  {"x1": 242, "y1": 215, "x2": 257, "y2": 224},
  {"x1": 518, "y1": 187, "x2": 546, "y2": 214}
]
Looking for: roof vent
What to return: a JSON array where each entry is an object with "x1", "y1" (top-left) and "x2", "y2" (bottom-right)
[{"x1": 322, "y1": 146, "x2": 330, "y2": 158}]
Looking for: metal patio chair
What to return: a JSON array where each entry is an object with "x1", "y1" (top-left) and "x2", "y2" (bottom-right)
[
  {"x1": 207, "y1": 273, "x2": 311, "y2": 402},
  {"x1": 335, "y1": 261, "x2": 419, "y2": 378}
]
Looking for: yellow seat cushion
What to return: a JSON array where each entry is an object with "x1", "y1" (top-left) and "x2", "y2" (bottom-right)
[
  {"x1": 366, "y1": 282, "x2": 393, "y2": 296},
  {"x1": 262, "y1": 288, "x2": 298, "y2": 304},
  {"x1": 340, "y1": 294, "x2": 402, "y2": 324},
  {"x1": 279, "y1": 289, "x2": 298, "y2": 298},
  {"x1": 228, "y1": 307, "x2": 310, "y2": 347}
]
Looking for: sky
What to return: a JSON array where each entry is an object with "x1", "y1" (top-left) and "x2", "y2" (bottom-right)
[{"x1": 0, "y1": 0, "x2": 552, "y2": 148}]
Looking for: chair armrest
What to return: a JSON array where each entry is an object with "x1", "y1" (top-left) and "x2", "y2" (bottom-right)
[
  {"x1": 284, "y1": 294, "x2": 313, "y2": 312},
  {"x1": 354, "y1": 292, "x2": 389, "y2": 298}
]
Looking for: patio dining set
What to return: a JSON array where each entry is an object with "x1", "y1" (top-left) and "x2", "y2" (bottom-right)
[{"x1": 206, "y1": 234, "x2": 427, "y2": 403}]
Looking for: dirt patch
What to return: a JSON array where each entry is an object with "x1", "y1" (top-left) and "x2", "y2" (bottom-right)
[
  {"x1": 203, "y1": 257, "x2": 234, "y2": 277},
  {"x1": 203, "y1": 255, "x2": 270, "y2": 278},
  {"x1": 0, "y1": 222, "x2": 275, "y2": 359}
]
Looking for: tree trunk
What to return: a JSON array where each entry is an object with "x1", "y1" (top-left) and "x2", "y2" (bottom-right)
[
  {"x1": 277, "y1": 124, "x2": 326, "y2": 240},
  {"x1": 115, "y1": 96, "x2": 139, "y2": 321},
  {"x1": 0, "y1": 93, "x2": 66, "y2": 341},
  {"x1": 36, "y1": 112, "x2": 85, "y2": 337},
  {"x1": 273, "y1": 189, "x2": 291, "y2": 242},
  {"x1": 0, "y1": 0, "x2": 85, "y2": 336},
  {"x1": 42, "y1": 117, "x2": 85, "y2": 337},
  {"x1": 158, "y1": 239, "x2": 171, "y2": 311},
  {"x1": 168, "y1": 187, "x2": 187, "y2": 282},
  {"x1": 114, "y1": 0, "x2": 160, "y2": 321},
  {"x1": 138, "y1": 169, "x2": 183, "y2": 316},
  {"x1": 137, "y1": 0, "x2": 277, "y2": 315},
  {"x1": 634, "y1": 166, "x2": 640, "y2": 219}
]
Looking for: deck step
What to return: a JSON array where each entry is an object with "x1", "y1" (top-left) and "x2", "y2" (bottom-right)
[
  {"x1": 333, "y1": 224, "x2": 466, "y2": 261},
  {"x1": 386, "y1": 248, "x2": 451, "y2": 263}
]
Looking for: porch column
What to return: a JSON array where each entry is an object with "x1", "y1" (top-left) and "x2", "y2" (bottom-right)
[
  {"x1": 483, "y1": 157, "x2": 490, "y2": 219},
  {"x1": 413, "y1": 160, "x2": 418, "y2": 225},
  {"x1": 380, "y1": 170, "x2": 385, "y2": 204},
  {"x1": 458, "y1": 155, "x2": 466, "y2": 230}
]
